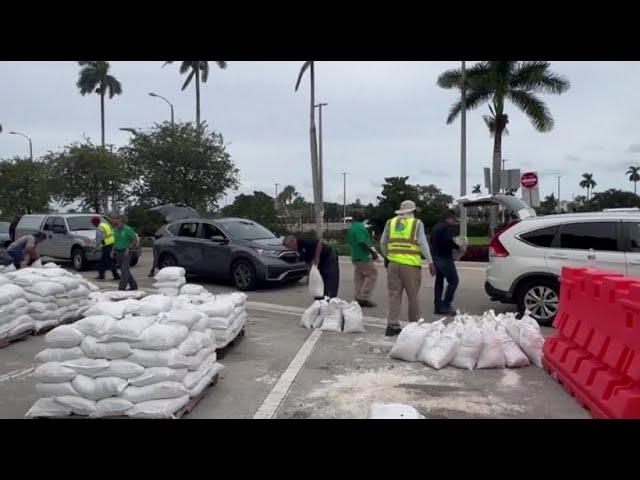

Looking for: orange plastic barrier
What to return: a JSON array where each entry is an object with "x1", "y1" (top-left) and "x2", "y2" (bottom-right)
[{"x1": 543, "y1": 267, "x2": 640, "y2": 418}]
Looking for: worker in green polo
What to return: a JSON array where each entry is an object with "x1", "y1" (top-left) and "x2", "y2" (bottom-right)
[
  {"x1": 112, "y1": 216, "x2": 139, "y2": 291},
  {"x1": 346, "y1": 210, "x2": 379, "y2": 308}
]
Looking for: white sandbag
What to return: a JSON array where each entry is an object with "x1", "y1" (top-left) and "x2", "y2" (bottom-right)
[
  {"x1": 100, "y1": 315, "x2": 157, "y2": 343},
  {"x1": 195, "y1": 297, "x2": 239, "y2": 319},
  {"x1": 450, "y1": 324, "x2": 484, "y2": 370},
  {"x1": 31, "y1": 258, "x2": 43, "y2": 268},
  {"x1": 180, "y1": 284, "x2": 207, "y2": 296},
  {"x1": 43, "y1": 262, "x2": 60, "y2": 269},
  {"x1": 73, "y1": 315, "x2": 116, "y2": 337},
  {"x1": 34, "y1": 362, "x2": 78, "y2": 383},
  {"x1": 66, "y1": 285, "x2": 90, "y2": 298},
  {"x1": 342, "y1": 301, "x2": 365, "y2": 333},
  {"x1": 84, "y1": 301, "x2": 138, "y2": 319},
  {"x1": 476, "y1": 327, "x2": 506, "y2": 369},
  {"x1": 101, "y1": 290, "x2": 148, "y2": 301},
  {"x1": 312, "y1": 300, "x2": 328, "y2": 329},
  {"x1": 91, "y1": 359, "x2": 145, "y2": 379},
  {"x1": 188, "y1": 370, "x2": 215, "y2": 397},
  {"x1": 6, "y1": 317, "x2": 34, "y2": 337},
  {"x1": 71, "y1": 374, "x2": 128, "y2": 401},
  {"x1": 24, "y1": 293, "x2": 55, "y2": 303},
  {"x1": 183, "y1": 353, "x2": 217, "y2": 389},
  {"x1": 126, "y1": 394, "x2": 190, "y2": 419},
  {"x1": 25, "y1": 281, "x2": 65, "y2": 297},
  {"x1": 160, "y1": 309, "x2": 202, "y2": 329},
  {"x1": 154, "y1": 267, "x2": 186, "y2": 282},
  {"x1": 130, "y1": 367, "x2": 188, "y2": 387},
  {"x1": 137, "y1": 295, "x2": 174, "y2": 315},
  {"x1": 154, "y1": 277, "x2": 186, "y2": 289},
  {"x1": 122, "y1": 381, "x2": 189, "y2": 403},
  {"x1": 416, "y1": 321, "x2": 445, "y2": 365},
  {"x1": 178, "y1": 331, "x2": 210, "y2": 356},
  {"x1": 62, "y1": 358, "x2": 110, "y2": 376},
  {"x1": 0, "y1": 318, "x2": 21, "y2": 338},
  {"x1": 389, "y1": 321, "x2": 429, "y2": 362},
  {"x1": 45, "y1": 325, "x2": 84, "y2": 348},
  {"x1": 11, "y1": 274, "x2": 45, "y2": 287},
  {"x1": 497, "y1": 327, "x2": 530, "y2": 368},
  {"x1": 158, "y1": 287, "x2": 180, "y2": 297},
  {"x1": 30, "y1": 301, "x2": 58, "y2": 313},
  {"x1": 25, "y1": 398, "x2": 72, "y2": 418},
  {"x1": 186, "y1": 346, "x2": 217, "y2": 371},
  {"x1": 56, "y1": 277, "x2": 80, "y2": 292},
  {"x1": 518, "y1": 323, "x2": 544, "y2": 368},
  {"x1": 422, "y1": 333, "x2": 460, "y2": 370},
  {"x1": 39, "y1": 268, "x2": 69, "y2": 279},
  {"x1": 81, "y1": 336, "x2": 132, "y2": 359},
  {"x1": 300, "y1": 300, "x2": 323, "y2": 329},
  {"x1": 31, "y1": 311, "x2": 57, "y2": 321},
  {"x1": 132, "y1": 323, "x2": 189, "y2": 350},
  {"x1": 36, "y1": 382, "x2": 79, "y2": 397},
  {"x1": 128, "y1": 348, "x2": 190, "y2": 369},
  {"x1": 320, "y1": 298, "x2": 344, "y2": 332},
  {"x1": 308, "y1": 265, "x2": 324, "y2": 298},
  {"x1": 54, "y1": 395, "x2": 97, "y2": 416},
  {"x1": 191, "y1": 314, "x2": 210, "y2": 332},
  {"x1": 368, "y1": 403, "x2": 425, "y2": 419},
  {"x1": 14, "y1": 305, "x2": 29, "y2": 317},
  {"x1": 0, "y1": 284, "x2": 25, "y2": 304},
  {"x1": 36, "y1": 347, "x2": 85, "y2": 363},
  {"x1": 92, "y1": 398, "x2": 134, "y2": 418}
]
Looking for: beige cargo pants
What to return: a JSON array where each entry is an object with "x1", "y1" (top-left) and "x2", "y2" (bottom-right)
[
  {"x1": 353, "y1": 261, "x2": 378, "y2": 302},
  {"x1": 386, "y1": 261, "x2": 422, "y2": 328}
]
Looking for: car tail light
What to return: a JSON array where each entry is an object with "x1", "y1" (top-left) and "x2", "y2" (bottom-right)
[
  {"x1": 154, "y1": 229, "x2": 163, "y2": 240},
  {"x1": 489, "y1": 222, "x2": 518, "y2": 258}
]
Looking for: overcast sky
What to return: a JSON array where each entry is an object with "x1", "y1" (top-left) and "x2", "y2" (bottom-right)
[{"x1": 2, "y1": 61, "x2": 640, "y2": 207}]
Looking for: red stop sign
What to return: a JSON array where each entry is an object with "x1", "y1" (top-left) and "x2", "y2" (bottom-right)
[{"x1": 521, "y1": 172, "x2": 538, "y2": 189}]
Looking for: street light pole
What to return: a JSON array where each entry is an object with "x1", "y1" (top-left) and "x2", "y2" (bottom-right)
[
  {"x1": 557, "y1": 176, "x2": 561, "y2": 214},
  {"x1": 275, "y1": 183, "x2": 279, "y2": 211},
  {"x1": 149, "y1": 92, "x2": 175, "y2": 126},
  {"x1": 314, "y1": 103, "x2": 327, "y2": 218},
  {"x1": 460, "y1": 60, "x2": 468, "y2": 238},
  {"x1": 342, "y1": 172, "x2": 347, "y2": 220},
  {"x1": 9, "y1": 131, "x2": 33, "y2": 161}
]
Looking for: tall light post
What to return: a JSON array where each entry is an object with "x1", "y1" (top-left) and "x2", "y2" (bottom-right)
[
  {"x1": 557, "y1": 176, "x2": 561, "y2": 214},
  {"x1": 9, "y1": 131, "x2": 33, "y2": 161},
  {"x1": 314, "y1": 102, "x2": 328, "y2": 220},
  {"x1": 149, "y1": 92, "x2": 175, "y2": 126},
  {"x1": 460, "y1": 60, "x2": 468, "y2": 238},
  {"x1": 275, "y1": 183, "x2": 279, "y2": 211},
  {"x1": 342, "y1": 172, "x2": 347, "y2": 220}
]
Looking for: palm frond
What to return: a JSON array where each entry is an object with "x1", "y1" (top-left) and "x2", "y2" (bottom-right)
[
  {"x1": 507, "y1": 90, "x2": 554, "y2": 132},
  {"x1": 181, "y1": 70, "x2": 196, "y2": 91},
  {"x1": 445, "y1": 88, "x2": 493, "y2": 124},
  {"x1": 179, "y1": 62, "x2": 193, "y2": 75},
  {"x1": 216, "y1": 61, "x2": 228, "y2": 69},
  {"x1": 295, "y1": 61, "x2": 312, "y2": 92},
  {"x1": 510, "y1": 61, "x2": 570, "y2": 94},
  {"x1": 105, "y1": 76, "x2": 123, "y2": 98},
  {"x1": 200, "y1": 62, "x2": 210, "y2": 83},
  {"x1": 482, "y1": 115, "x2": 509, "y2": 137}
]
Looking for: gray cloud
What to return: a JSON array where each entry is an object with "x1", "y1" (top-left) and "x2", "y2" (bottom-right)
[{"x1": 627, "y1": 144, "x2": 640, "y2": 153}]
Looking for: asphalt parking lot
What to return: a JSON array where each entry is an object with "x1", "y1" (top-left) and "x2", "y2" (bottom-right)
[{"x1": 0, "y1": 251, "x2": 590, "y2": 419}]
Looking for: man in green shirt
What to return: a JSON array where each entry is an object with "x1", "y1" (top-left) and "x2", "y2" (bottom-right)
[
  {"x1": 346, "y1": 210, "x2": 379, "y2": 308},
  {"x1": 111, "y1": 216, "x2": 139, "y2": 291}
]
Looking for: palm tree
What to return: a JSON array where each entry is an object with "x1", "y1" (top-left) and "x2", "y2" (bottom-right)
[
  {"x1": 579, "y1": 173, "x2": 597, "y2": 201},
  {"x1": 163, "y1": 61, "x2": 227, "y2": 128},
  {"x1": 438, "y1": 61, "x2": 570, "y2": 195},
  {"x1": 295, "y1": 61, "x2": 323, "y2": 237},
  {"x1": 76, "y1": 61, "x2": 122, "y2": 147},
  {"x1": 627, "y1": 166, "x2": 640, "y2": 194},
  {"x1": 277, "y1": 185, "x2": 298, "y2": 217},
  {"x1": 472, "y1": 184, "x2": 482, "y2": 194}
]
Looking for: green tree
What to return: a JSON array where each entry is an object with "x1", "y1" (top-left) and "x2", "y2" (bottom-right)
[
  {"x1": 121, "y1": 122, "x2": 239, "y2": 212},
  {"x1": 45, "y1": 140, "x2": 128, "y2": 213},
  {"x1": 590, "y1": 189, "x2": 640, "y2": 210},
  {"x1": 125, "y1": 204, "x2": 167, "y2": 238},
  {"x1": 277, "y1": 185, "x2": 298, "y2": 216},
  {"x1": 627, "y1": 166, "x2": 640, "y2": 194},
  {"x1": 437, "y1": 61, "x2": 569, "y2": 194},
  {"x1": 163, "y1": 61, "x2": 227, "y2": 127},
  {"x1": 222, "y1": 191, "x2": 278, "y2": 231},
  {"x1": 76, "y1": 61, "x2": 122, "y2": 147},
  {"x1": 538, "y1": 193, "x2": 559, "y2": 215},
  {"x1": 0, "y1": 157, "x2": 51, "y2": 216},
  {"x1": 579, "y1": 173, "x2": 596, "y2": 201}
]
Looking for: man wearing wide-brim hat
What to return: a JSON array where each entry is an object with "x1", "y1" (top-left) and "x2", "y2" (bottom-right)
[{"x1": 380, "y1": 200, "x2": 435, "y2": 337}]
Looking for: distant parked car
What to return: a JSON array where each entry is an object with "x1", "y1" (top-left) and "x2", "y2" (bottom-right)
[
  {"x1": 0, "y1": 222, "x2": 10, "y2": 248},
  {"x1": 15, "y1": 214, "x2": 142, "y2": 271},
  {"x1": 153, "y1": 217, "x2": 308, "y2": 291}
]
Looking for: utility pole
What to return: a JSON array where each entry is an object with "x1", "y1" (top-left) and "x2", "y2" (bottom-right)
[
  {"x1": 315, "y1": 102, "x2": 328, "y2": 226},
  {"x1": 557, "y1": 176, "x2": 561, "y2": 214},
  {"x1": 342, "y1": 172, "x2": 347, "y2": 220},
  {"x1": 460, "y1": 60, "x2": 467, "y2": 238},
  {"x1": 275, "y1": 183, "x2": 279, "y2": 211}
]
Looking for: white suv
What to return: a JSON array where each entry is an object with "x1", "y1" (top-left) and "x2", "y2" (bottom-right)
[{"x1": 458, "y1": 195, "x2": 640, "y2": 325}]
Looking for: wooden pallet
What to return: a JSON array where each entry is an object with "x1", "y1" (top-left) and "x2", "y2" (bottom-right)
[
  {"x1": 215, "y1": 328, "x2": 245, "y2": 360},
  {"x1": 0, "y1": 328, "x2": 34, "y2": 349}
]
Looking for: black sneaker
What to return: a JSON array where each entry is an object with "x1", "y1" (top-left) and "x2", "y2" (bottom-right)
[
  {"x1": 434, "y1": 308, "x2": 456, "y2": 316},
  {"x1": 385, "y1": 326, "x2": 402, "y2": 337},
  {"x1": 113, "y1": 275, "x2": 121, "y2": 281},
  {"x1": 357, "y1": 300, "x2": 377, "y2": 308}
]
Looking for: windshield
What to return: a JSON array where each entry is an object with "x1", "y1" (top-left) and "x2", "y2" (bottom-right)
[
  {"x1": 223, "y1": 221, "x2": 276, "y2": 240},
  {"x1": 67, "y1": 216, "x2": 98, "y2": 231},
  {"x1": 0, "y1": 223, "x2": 8, "y2": 234}
]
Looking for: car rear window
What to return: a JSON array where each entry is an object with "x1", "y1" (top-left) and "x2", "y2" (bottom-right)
[
  {"x1": 67, "y1": 216, "x2": 97, "y2": 231},
  {"x1": 520, "y1": 226, "x2": 558, "y2": 248},
  {"x1": 560, "y1": 222, "x2": 620, "y2": 252}
]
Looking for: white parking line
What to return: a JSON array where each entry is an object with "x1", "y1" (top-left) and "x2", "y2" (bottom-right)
[
  {"x1": 0, "y1": 366, "x2": 35, "y2": 384},
  {"x1": 253, "y1": 329, "x2": 324, "y2": 419}
]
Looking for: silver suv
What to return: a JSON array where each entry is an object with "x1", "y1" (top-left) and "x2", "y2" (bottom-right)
[{"x1": 15, "y1": 214, "x2": 141, "y2": 271}]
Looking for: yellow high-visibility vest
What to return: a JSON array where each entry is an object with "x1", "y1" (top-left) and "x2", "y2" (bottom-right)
[
  {"x1": 98, "y1": 221, "x2": 115, "y2": 246},
  {"x1": 386, "y1": 216, "x2": 422, "y2": 267}
]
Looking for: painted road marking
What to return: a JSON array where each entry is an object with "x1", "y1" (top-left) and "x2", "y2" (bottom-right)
[
  {"x1": 253, "y1": 329, "x2": 324, "y2": 419},
  {"x1": 0, "y1": 366, "x2": 35, "y2": 384}
]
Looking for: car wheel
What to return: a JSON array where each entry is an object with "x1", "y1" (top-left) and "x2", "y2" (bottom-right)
[
  {"x1": 159, "y1": 253, "x2": 178, "y2": 269},
  {"x1": 129, "y1": 255, "x2": 139, "y2": 267},
  {"x1": 231, "y1": 259, "x2": 257, "y2": 291},
  {"x1": 516, "y1": 278, "x2": 559, "y2": 326},
  {"x1": 72, "y1": 247, "x2": 87, "y2": 271}
]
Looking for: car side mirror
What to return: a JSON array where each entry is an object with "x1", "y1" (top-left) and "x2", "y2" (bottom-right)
[
  {"x1": 52, "y1": 225, "x2": 66, "y2": 234},
  {"x1": 211, "y1": 235, "x2": 227, "y2": 244}
]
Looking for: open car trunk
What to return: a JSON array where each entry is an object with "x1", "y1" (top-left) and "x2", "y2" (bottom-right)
[
  {"x1": 455, "y1": 194, "x2": 537, "y2": 221},
  {"x1": 149, "y1": 203, "x2": 201, "y2": 223}
]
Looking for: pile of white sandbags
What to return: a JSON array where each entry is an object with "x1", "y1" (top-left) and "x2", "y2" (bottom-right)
[
  {"x1": 389, "y1": 310, "x2": 544, "y2": 370},
  {"x1": 300, "y1": 297, "x2": 365, "y2": 334},
  {"x1": 153, "y1": 267, "x2": 186, "y2": 297},
  {"x1": 0, "y1": 278, "x2": 34, "y2": 341},
  {"x1": 26, "y1": 293, "x2": 225, "y2": 418},
  {"x1": 1, "y1": 263, "x2": 97, "y2": 334}
]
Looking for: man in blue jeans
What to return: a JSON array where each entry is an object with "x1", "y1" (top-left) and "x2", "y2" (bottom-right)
[
  {"x1": 429, "y1": 210, "x2": 461, "y2": 315},
  {"x1": 6, "y1": 232, "x2": 46, "y2": 269}
]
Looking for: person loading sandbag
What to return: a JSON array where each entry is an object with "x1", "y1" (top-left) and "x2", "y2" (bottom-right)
[
  {"x1": 283, "y1": 233, "x2": 340, "y2": 298},
  {"x1": 6, "y1": 231, "x2": 46, "y2": 269}
]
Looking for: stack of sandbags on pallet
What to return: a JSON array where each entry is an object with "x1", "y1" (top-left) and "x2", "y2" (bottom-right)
[
  {"x1": 153, "y1": 267, "x2": 186, "y2": 297},
  {"x1": 26, "y1": 293, "x2": 225, "y2": 418},
  {"x1": 389, "y1": 310, "x2": 544, "y2": 370},
  {"x1": 3, "y1": 264, "x2": 96, "y2": 333},
  {"x1": 300, "y1": 297, "x2": 366, "y2": 333},
  {"x1": 0, "y1": 278, "x2": 34, "y2": 341}
]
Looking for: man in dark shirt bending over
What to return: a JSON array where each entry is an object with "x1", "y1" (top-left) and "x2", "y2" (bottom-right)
[
  {"x1": 283, "y1": 233, "x2": 340, "y2": 298},
  {"x1": 430, "y1": 210, "x2": 461, "y2": 315}
]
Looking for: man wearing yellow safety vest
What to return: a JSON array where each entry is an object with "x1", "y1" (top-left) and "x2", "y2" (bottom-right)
[
  {"x1": 91, "y1": 216, "x2": 120, "y2": 281},
  {"x1": 380, "y1": 200, "x2": 435, "y2": 337}
]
